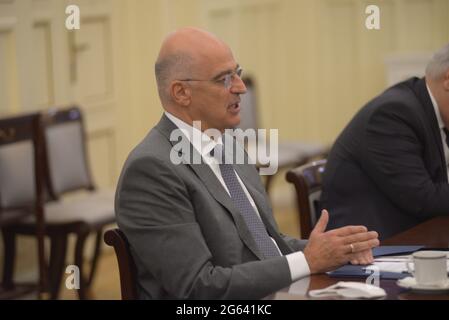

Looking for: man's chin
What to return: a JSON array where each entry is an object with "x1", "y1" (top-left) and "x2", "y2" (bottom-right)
[
  {"x1": 228, "y1": 116, "x2": 241, "y2": 129},
  {"x1": 206, "y1": 118, "x2": 241, "y2": 133}
]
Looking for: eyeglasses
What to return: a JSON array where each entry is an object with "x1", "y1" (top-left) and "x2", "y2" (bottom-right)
[{"x1": 178, "y1": 67, "x2": 243, "y2": 90}]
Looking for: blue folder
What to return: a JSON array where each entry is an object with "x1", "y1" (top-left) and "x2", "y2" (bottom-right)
[
  {"x1": 372, "y1": 245, "x2": 424, "y2": 257},
  {"x1": 328, "y1": 264, "x2": 409, "y2": 280},
  {"x1": 328, "y1": 245, "x2": 424, "y2": 280}
]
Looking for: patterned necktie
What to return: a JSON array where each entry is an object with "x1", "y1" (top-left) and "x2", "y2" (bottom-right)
[{"x1": 213, "y1": 145, "x2": 281, "y2": 259}]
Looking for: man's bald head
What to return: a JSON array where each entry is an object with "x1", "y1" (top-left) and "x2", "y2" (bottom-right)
[{"x1": 155, "y1": 27, "x2": 230, "y2": 105}]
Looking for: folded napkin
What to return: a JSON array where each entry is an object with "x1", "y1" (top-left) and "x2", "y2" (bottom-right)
[{"x1": 308, "y1": 281, "x2": 387, "y2": 299}]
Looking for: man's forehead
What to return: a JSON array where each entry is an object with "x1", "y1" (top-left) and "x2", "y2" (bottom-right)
[
  {"x1": 211, "y1": 63, "x2": 240, "y2": 79},
  {"x1": 159, "y1": 28, "x2": 237, "y2": 77},
  {"x1": 195, "y1": 48, "x2": 237, "y2": 74}
]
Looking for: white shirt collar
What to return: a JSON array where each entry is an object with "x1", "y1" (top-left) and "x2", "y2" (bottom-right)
[
  {"x1": 426, "y1": 84, "x2": 444, "y2": 130},
  {"x1": 164, "y1": 111, "x2": 223, "y2": 157}
]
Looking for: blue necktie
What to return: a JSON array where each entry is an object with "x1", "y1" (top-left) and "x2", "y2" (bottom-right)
[{"x1": 213, "y1": 145, "x2": 281, "y2": 259}]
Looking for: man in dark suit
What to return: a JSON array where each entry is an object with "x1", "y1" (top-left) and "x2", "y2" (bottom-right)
[
  {"x1": 115, "y1": 27, "x2": 378, "y2": 299},
  {"x1": 321, "y1": 44, "x2": 449, "y2": 240}
]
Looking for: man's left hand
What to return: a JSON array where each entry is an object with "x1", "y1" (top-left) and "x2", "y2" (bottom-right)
[{"x1": 350, "y1": 249, "x2": 374, "y2": 265}]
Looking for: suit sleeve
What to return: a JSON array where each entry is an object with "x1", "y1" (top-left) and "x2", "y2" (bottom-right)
[
  {"x1": 362, "y1": 103, "x2": 449, "y2": 219},
  {"x1": 116, "y1": 156, "x2": 292, "y2": 299}
]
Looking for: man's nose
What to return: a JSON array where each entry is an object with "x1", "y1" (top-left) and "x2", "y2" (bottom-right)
[{"x1": 231, "y1": 76, "x2": 247, "y2": 94}]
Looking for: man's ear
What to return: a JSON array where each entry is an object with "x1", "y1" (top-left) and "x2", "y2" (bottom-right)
[
  {"x1": 443, "y1": 69, "x2": 449, "y2": 91},
  {"x1": 171, "y1": 81, "x2": 191, "y2": 106}
]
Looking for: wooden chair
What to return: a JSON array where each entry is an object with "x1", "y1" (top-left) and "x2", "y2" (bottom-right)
[
  {"x1": 5, "y1": 106, "x2": 115, "y2": 299},
  {"x1": 286, "y1": 159, "x2": 327, "y2": 239},
  {"x1": 0, "y1": 113, "x2": 48, "y2": 299},
  {"x1": 239, "y1": 76, "x2": 328, "y2": 193},
  {"x1": 103, "y1": 228, "x2": 137, "y2": 300}
]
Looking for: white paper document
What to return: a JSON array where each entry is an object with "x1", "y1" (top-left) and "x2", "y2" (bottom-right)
[{"x1": 367, "y1": 254, "x2": 449, "y2": 274}]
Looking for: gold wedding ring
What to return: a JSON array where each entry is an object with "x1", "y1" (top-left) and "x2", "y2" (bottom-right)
[{"x1": 350, "y1": 243, "x2": 355, "y2": 253}]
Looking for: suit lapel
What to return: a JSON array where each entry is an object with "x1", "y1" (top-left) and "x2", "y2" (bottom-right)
[
  {"x1": 155, "y1": 115, "x2": 265, "y2": 260},
  {"x1": 414, "y1": 78, "x2": 448, "y2": 181},
  {"x1": 188, "y1": 163, "x2": 265, "y2": 260}
]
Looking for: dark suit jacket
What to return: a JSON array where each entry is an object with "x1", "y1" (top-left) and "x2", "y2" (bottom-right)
[
  {"x1": 115, "y1": 114, "x2": 306, "y2": 299},
  {"x1": 321, "y1": 77, "x2": 449, "y2": 240}
]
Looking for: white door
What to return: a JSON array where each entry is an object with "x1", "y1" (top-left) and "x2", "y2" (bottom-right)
[{"x1": 0, "y1": 0, "x2": 118, "y2": 188}]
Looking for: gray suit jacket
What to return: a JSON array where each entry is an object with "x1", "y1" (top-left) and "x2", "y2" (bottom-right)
[{"x1": 115, "y1": 115, "x2": 307, "y2": 299}]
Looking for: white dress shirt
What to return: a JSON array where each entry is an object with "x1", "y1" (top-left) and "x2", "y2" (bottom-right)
[
  {"x1": 427, "y1": 85, "x2": 449, "y2": 179},
  {"x1": 164, "y1": 111, "x2": 310, "y2": 281}
]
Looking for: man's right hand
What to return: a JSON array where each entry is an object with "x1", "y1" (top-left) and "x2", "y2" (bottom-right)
[{"x1": 303, "y1": 209, "x2": 379, "y2": 274}]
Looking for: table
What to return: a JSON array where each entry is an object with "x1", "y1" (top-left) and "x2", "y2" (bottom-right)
[{"x1": 268, "y1": 216, "x2": 449, "y2": 300}]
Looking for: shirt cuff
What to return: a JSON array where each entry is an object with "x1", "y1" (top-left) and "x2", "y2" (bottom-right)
[{"x1": 285, "y1": 251, "x2": 311, "y2": 281}]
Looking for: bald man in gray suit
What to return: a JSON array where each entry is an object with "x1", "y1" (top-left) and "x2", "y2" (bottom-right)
[{"x1": 115, "y1": 27, "x2": 379, "y2": 299}]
